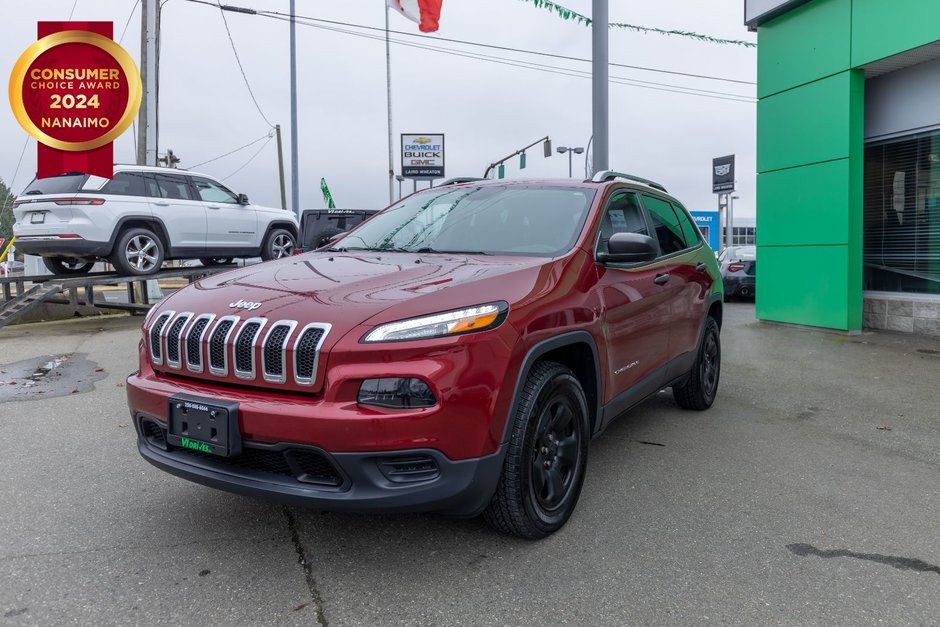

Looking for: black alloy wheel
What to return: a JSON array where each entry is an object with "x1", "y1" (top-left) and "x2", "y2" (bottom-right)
[
  {"x1": 484, "y1": 361, "x2": 590, "y2": 539},
  {"x1": 673, "y1": 316, "x2": 721, "y2": 410}
]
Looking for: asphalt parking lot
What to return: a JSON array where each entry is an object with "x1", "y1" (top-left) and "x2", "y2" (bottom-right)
[{"x1": 1, "y1": 302, "x2": 938, "y2": 625}]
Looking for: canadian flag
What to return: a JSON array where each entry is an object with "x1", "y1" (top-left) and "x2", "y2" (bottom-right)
[{"x1": 387, "y1": 0, "x2": 443, "y2": 33}]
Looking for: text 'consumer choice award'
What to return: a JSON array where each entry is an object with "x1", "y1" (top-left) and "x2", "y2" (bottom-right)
[{"x1": 9, "y1": 21, "x2": 142, "y2": 179}]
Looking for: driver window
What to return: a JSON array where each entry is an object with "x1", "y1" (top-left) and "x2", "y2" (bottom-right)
[
  {"x1": 596, "y1": 191, "x2": 649, "y2": 255},
  {"x1": 191, "y1": 176, "x2": 239, "y2": 204}
]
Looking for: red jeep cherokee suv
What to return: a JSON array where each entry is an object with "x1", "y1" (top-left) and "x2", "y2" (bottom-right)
[{"x1": 128, "y1": 172, "x2": 723, "y2": 539}]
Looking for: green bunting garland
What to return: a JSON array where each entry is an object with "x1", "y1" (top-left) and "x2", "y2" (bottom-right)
[{"x1": 517, "y1": 0, "x2": 757, "y2": 48}]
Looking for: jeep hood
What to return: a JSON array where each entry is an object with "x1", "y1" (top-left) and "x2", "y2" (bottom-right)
[{"x1": 159, "y1": 252, "x2": 548, "y2": 341}]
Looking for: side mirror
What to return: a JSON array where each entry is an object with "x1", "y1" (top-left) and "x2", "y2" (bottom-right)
[
  {"x1": 597, "y1": 232, "x2": 658, "y2": 264},
  {"x1": 237, "y1": 193, "x2": 250, "y2": 205}
]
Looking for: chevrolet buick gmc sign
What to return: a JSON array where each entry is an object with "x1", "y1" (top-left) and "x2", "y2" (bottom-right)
[
  {"x1": 402, "y1": 133, "x2": 445, "y2": 179},
  {"x1": 712, "y1": 155, "x2": 735, "y2": 193}
]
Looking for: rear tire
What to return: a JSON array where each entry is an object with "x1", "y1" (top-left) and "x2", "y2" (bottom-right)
[
  {"x1": 199, "y1": 257, "x2": 234, "y2": 266},
  {"x1": 42, "y1": 257, "x2": 95, "y2": 276},
  {"x1": 110, "y1": 227, "x2": 165, "y2": 276},
  {"x1": 673, "y1": 316, "x2": 721, "y2": 410},
  {"x1": 483, "y1": 361, "x2": 589, "y2": 539},
  {"x1": 261, "y1": 228, "x2": 295, "y2": 261}
]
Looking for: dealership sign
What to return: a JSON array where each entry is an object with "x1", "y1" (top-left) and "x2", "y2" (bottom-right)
[
  {"x1": 8, "y1": 21, "x2": 141, "y2": 179},
  {"x1": 712, "y1": 155, "x2": 735, "y2": 193},
  {"x1": 401, "y1": 133, "x2": 444, "y2": 179}
]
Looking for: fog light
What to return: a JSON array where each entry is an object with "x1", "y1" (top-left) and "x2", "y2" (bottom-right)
[{"x1": 358, "y1": 378, "x2": 436, "y2": 409}]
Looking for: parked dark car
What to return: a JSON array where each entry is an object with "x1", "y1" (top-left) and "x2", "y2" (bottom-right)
[
  {"x1": 718, "y1": 245, "x2": 756, "y2": 299},
  {"x1": 296, "y1": 209, "x2": 379, "y2": 253}
]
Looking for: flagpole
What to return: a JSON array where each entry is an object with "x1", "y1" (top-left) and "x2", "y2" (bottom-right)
[{"x1": 385, "y1": 2, "x2": 395, "y2": 205}]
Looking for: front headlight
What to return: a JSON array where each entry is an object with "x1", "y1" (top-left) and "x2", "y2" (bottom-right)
[{"x1": 362, "y1": 302, "x2": 508, "y2": 342}]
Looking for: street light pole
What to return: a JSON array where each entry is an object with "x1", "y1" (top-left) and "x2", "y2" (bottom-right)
[
  {"x1": 289, "y1": 0, "x2": 300, "y2": 219},
  {"x1": 592, "y1": 0, "x2": 609, "y2": 174},
  {"x1": 556, "y1": 146, "x2": 585, "y2": 178}
]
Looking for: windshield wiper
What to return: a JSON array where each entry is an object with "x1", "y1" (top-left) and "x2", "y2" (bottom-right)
[
  {"x1": 23, "y1": 190, "x2": 43, "y2": 195},
  {"x1": 413, "y1": 247, "x2": 490, "y2": 255}
]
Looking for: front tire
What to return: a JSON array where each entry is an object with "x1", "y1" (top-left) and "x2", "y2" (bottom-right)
[
  {"x1": 261, "y1": 228, "x2": 295, "y2": 261},
  {"x1": 110, "y1": 227, "x2": 165, "y2": 276},
  {"x1": 483, "y1": 361, "x2": 589, "y2": 539},
  {"x1": 42, "y1": 257, "x2": 95, "y2": 276},
  {"x1": 673, "y1": 316, "x2": 721, "y2": 410}
]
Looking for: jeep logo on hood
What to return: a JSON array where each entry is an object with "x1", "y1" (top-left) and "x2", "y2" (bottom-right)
[{"x1": 229, "y1": 299, "x2": 262, "y2": 311}]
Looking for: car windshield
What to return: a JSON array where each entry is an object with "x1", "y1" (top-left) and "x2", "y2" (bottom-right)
[{"x1": 336, "y1": 185, "x2": 596, "y2": 257}]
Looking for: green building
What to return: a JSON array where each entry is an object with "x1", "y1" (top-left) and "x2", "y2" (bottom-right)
[{"x1": 748, "y1": 0, "x2": 940, "y2": 335}]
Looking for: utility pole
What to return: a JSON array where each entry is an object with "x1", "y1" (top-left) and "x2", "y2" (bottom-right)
[
  {"x1": 275, "y1": 124, "x2": 287, "y2": 210},
  {"x1": 385, "y1": 3, "x2": 395, "y2": 204},
  {"x1": 137, "y1": 0, "x2": 159, "y2": 166},
  {"x1": 591, "y1": 0, "x2": 609, "y2": 174},
  {"x1": 289, "y1": 0, "x2": 300, "y2": 219}
]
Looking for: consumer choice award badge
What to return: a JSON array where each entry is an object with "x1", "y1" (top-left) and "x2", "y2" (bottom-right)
[{"x1": 9, "y1": 22, "x2": 141, "y2": 179}]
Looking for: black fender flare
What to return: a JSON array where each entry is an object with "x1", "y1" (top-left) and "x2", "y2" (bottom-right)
[{"x1": 500, "y1": 330, "x2": 603, "y2": 444}]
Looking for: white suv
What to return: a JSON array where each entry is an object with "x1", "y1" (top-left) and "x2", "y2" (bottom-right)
[{"x1": 13, "y1": 165, "x2": 298, "y2": 276}]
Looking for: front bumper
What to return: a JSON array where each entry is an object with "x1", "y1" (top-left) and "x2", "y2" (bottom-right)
[{"x1": 134, "y1": 413, "x2": 504, "y2": 516}]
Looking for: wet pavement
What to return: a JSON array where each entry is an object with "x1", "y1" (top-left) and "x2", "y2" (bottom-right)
[{"x1": 1, "y1": 304, "x2": 938, "y2": 625}]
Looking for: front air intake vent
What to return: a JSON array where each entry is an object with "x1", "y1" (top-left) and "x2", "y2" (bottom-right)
[
  {"x1": 165, "y1": 313, "x2": 192, "y2": 369},
  {"x1": 233, "y1": 319, "x2": 265, "y2": 379},
  {"x1": 148, "y1": 311, "x2": 173, "y2": 365},
  {"x1": 185, "y1": 315, "x2": 214, "y2": 372},
  {"x1": 208, "y1": 317, "x2": 238, "y2": 375},
  {"x1": 293, "y1": 323, "x2": 331, "y2": 385},
  {"x1": 262, "y1": 322, "x2": 296, "y2": 383}
]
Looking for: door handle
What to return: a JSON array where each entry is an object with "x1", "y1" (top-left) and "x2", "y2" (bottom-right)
[
  {"x1": 208, "y1": 205, "x2": 221, "y2": 210},
  {"x1": 153, "y1": 201, "x2": 170, "y2": 206},
  {"x1": 654, "y1": 273, "x2": 671, "y2": 285},
  {"x1": 695, "y1": 262, "x2": 708, "y2": 272}
]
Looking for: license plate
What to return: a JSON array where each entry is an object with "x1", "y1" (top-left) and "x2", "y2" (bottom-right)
[
  {"x1": 30, "y1": 212, "x2": 45, "y2": 224},
  {"x1": 166, "y1": 394, "x2": 241, "y2": 457}
]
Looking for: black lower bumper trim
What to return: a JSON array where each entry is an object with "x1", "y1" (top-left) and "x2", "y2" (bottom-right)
[
  {"x1": 14, "y1": 238, "x2": 111, "y2": 258},
  {"x1": 135, "y1": 416, "x2": 504, "y2": 516}
]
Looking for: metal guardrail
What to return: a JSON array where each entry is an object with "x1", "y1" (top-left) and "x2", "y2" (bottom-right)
[{"x1": 0, "y1": 265, "x2": 238, "y2": 329}]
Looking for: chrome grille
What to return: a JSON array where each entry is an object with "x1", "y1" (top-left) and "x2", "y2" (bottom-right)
[
  {"x1": 165, "y1": 313, "x2": 192, "y2": 369},
  {"x1": 294, "y1": 324, "x2": 330, "y2": 385},
  {"x1": 262, "y1": 322, "x2": 297, "y2": 383},
  {"x1": 208, "y1": 317, "x2": 238, "y2": 374},
  {"x1": 185, "y1": 314, "x2": 214, "y2": 372},
  {"x1": 233, "y1": 319, "x2": 265, "y2": 379},
  {"x1": 149, "y1": 311, "x2": 173, "y2": 365},
  {"x1": 147, "y1": 314, "x2": 330, "y2": 386}
]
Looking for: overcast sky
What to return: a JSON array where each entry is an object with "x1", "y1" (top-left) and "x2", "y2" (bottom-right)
[{"x1": 1, "y1": 0, "x2": 757, "y2": 217}]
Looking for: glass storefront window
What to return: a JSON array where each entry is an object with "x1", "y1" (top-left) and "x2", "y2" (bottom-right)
[{"x1": 864, "y1": 131, "x2": 940, "y2": 294}]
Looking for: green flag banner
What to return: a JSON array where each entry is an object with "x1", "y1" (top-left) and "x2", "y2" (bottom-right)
[
  {"x1": 320, "y1": 177, "x2": 336, "y2": 209},
  {"x1": 516, "y1": 0, "x2": 757, "y2": 48}
]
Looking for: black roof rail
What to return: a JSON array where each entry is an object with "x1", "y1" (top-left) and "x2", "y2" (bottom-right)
[{"x1": 591, "y1": 170, "x2": 668, "y2": 193}]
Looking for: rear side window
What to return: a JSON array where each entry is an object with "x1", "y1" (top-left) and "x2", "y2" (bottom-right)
[
  {"x1": 642, "y1": 194, "x2": 686, "y2": 255},
  {"x1": 672, "y1": 204, "x2": 701, "y2": 247},
  {"x1": 191, "y1": 176, "x2": 238, "y2": 204},
  {"x1": 101, "y1": 172, "x2": 149, "y2": 197},
  {"x1": 154, "y1": 173, "x2": 194, "y2": 200},
  {"x1": 21, "y1": 173, "x2": 89, "y2": 196}
]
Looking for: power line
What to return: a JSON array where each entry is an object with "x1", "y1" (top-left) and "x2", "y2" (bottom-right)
[
  {"x1": 215, "y1": 1, "x2": 275, "y2": 129},
  {"x1": 222, "y1": 135, "x2": 273, "y2": 180},
  {"x1": 266, "y1": 14, "x2": 754, "y2": 103},
  {"x1": 190, "y1": 132, "x2": 273, "y2": 168},
  {"x1": 118, "y1": 0, "x2": 141, "y2": 44},
  {"x1": 67, "y1": 0, "x2": 79, "y2": 20},
  {"x1": 183, "y1": 0, "x2": 754, "y2": 86},
  {"x1": 260, "y1": 7, "x2": 757, "y2": 85}
]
